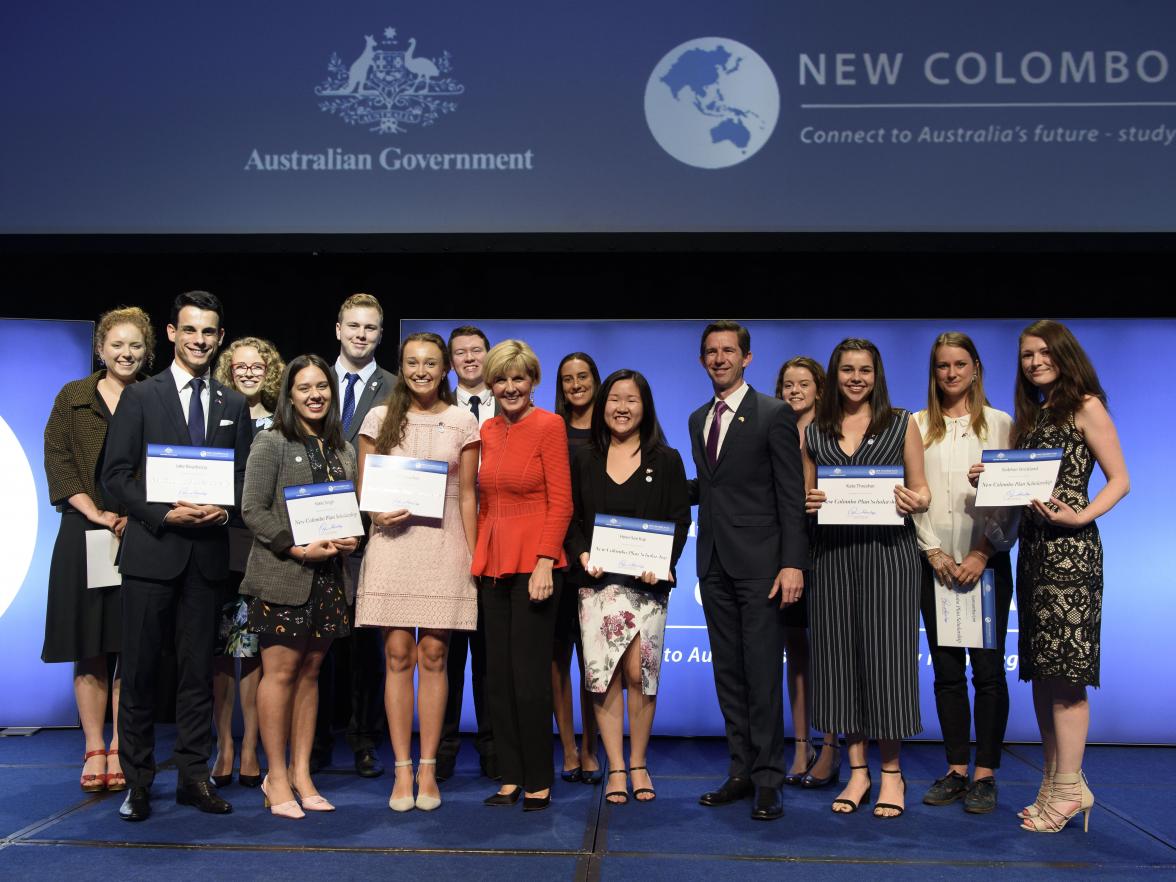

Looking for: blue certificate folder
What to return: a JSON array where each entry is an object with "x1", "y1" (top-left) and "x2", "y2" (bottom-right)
[
  {"x1": 146, "y1": 443, "x2": 234, "y2": 461},
  {"x1": 981, "y1": 448, "x2": 1063, "y2": 463},
  {"x1": 592, "y1": 514, "x2": 675, "y2": 535},
  {"x1": 283, "y1": 480, "x2": 356, "y2": 501},
  {"x1": 816, "y1": 465, "x2": 904, "y2": 479},
  {"x1": 979, "y1": 569, "x2": 997, "y2": 649}
]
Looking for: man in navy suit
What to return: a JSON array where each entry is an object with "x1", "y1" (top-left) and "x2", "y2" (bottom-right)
[
  {"x1": 102, "y1": 291, "x2": 252, "y2": 821},
  {"x1": 312, "y1": 293, "x2": 391, "y2": 778},
  {"x1": 688, "y1": 320, "x2": 808, "y2": 821}
]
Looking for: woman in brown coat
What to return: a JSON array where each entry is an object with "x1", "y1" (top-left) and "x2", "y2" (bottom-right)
[{"x1": 42, "y1": 306, "x2": 154, "y2": 793}]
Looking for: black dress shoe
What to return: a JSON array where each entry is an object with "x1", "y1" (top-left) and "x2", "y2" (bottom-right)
[
  {"x1": 699, "y1": 776, "x2": 753, "y2": 806},
  {"x1": 523, "y1": 793, "x2": 551, "y2": 812},
  {"x1": 176, "y1": 779, "x2": 233, "y2": 814},
  {"x1": 355, "y1": 748, "x2": 385, "y2": 778},
  {"x1": 237, "y1": 772, "x2": 263, "y2": 789},
  {"x1": 751, "y1": 785, "x2": 784, "y2": 821},
  {"x1": 119, "y1": 787, "x2": 150, "y2": 822}
]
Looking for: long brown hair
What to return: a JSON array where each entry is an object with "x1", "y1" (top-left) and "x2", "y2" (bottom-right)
[
  {"x1": 373, "y1": 332, "x2": 454, "y2": 453},
  {"x1": 272, "y1": 354, "x2": 345, "y2": 450},
  {"x1": 815, "y1": 338, "x2": 896, "y2": 439},
  {"x1": 553, "y1": 352, "x2": 601, "y2": 423},
  {"x1": 923, "y1": 332, "x2": 990, "y2": 446},
  {"x1": 1014, "y1": 320, "x2": 1107, "y2": 442}
]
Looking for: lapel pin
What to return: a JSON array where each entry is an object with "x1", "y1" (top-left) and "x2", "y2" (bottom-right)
[
  {"x1": 645, "y1": 468, "x2": 653, "y2": 474},
  {"x1": 738, "y1": 416, "x2": 745, "y2": 423},
  {"x1": 295, "y1": 456, "x2": 303, "y2": 463},
  {"x1": 371, "y1": 381, "x2": 378, "y2": 389},
  {"x1": 645, "y1": 475, "x2": 653, "y2": 482},
  {"x1": 216, "y1": 389, "x2": 223, "y2": 397}
]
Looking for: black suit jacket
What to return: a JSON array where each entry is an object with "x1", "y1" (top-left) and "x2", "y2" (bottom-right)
[
  {"x1": 102, "y1": 367, "x2": 252, "y2": 582},
  {"x1": 333, "y1": 363, "x2": 392, "y2": 447},
  {"x1": 566, "y1": 443, "x2": 692, "y2": 591},
  {"x1": 688, "y1": 386, "x2": 808, "y2": 581}
]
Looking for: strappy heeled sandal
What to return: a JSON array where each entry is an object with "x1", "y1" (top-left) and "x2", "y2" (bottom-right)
[
  {"x1": 630, "y1": 765, "x2": 655, "y2": 802},
  {"x1": 605, "y1": 768, "x2": 629, "y2": 805},
  {"x1": 831, "y1": 764, "x2": 871, "y2": 813},
  {"x1": 873, "y1": 768, "x2": 907, "y2": 819}
]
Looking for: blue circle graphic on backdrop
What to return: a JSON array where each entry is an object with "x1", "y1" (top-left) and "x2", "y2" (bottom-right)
[
  {"x1": 644, "y1": 37, "x2": 779, "y2": 169},
  {"x1": 0, "y1": 415, "x2": 38, "y2": 620}
]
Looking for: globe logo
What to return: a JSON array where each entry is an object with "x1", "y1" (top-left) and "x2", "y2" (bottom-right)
[{"x1": 644, "y1": 37, "x2": 779, "y2": 169}]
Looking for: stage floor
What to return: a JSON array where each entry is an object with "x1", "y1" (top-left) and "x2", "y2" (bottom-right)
[{"x1": 1, "y1": 729, "x2": 1173, "y2": 880}]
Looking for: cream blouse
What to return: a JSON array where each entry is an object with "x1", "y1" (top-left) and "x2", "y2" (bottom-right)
[{"x1": 913, "y1": 405, "x2": 1015, "y2": 561}]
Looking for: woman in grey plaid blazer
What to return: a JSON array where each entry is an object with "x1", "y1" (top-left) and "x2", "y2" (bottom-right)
[{"x1": 240, "y1": 354, "x2": 359, "y2": 818}]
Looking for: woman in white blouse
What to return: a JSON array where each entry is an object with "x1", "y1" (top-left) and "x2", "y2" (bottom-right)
[{"x1": 913, "y1": 332, "x2": 1015, "y2": 816}]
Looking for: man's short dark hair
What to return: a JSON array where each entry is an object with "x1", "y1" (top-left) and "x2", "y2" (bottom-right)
[
  {"x1": 699, "y1": 320, "x2": 750, "y2": 357},
  {"x1": 448, "y1": 325, "x2": 490, "y2": 353},
  {"x1": 170, "y1": 290, "x2": 224, "y2": 328}
]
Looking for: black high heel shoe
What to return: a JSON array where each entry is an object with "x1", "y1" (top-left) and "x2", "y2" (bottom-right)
[
  {"x1": 784, "y1": 738, "x2": 817, "y2": 787},
  {"x1": 831, "y1": 764, "x2": 872, "y2": 813},
  {"x1": 484, "y1": 787, "x2": 522, "y2": 806},
  {"x1": 802, "y1": 742, "x2": 841, "y2": 789},
  {"x1": 873, "y1": 768, "x2": 907, "y2": 819}
]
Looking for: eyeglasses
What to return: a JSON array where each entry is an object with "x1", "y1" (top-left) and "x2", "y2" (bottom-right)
[{"x1": 231, "y1": 363, "x2": 266, "y2": 377}]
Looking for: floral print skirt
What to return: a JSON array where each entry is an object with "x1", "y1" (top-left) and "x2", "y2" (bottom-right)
[
  {"x1": 578, "y1": 583, "x2": 668, "y2": 695},
  {"x1": 247, "y1": 562, "x2": 351, "y2": 640}
]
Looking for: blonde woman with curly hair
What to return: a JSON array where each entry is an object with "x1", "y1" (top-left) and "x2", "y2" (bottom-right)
[{"x1": 209, "y1": 336, "x2": 285, "y2": 789}]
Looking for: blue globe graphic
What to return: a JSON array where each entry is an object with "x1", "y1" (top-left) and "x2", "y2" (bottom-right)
[{"x1": 645, "y1": 37, "x2": 779, "y2": 169}]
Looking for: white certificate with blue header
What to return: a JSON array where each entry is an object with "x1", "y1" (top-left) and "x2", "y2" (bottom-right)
[
  {"x1": 359, "y1": 455, "x2": 448, "y2": 519},
  {"x1": 816, "y1": 465, "x2": 905, "y2": 526},
  {"x1": 284, "y1": 481, "x2": 364, "y2": 546},
  {"x1": 934, "y1": 569, "x2": 997, "y2": 649},
  {"x1": 974, "y1": 448, "x2": 1063, "y2": 507},
  {"x1": 589, "y1": 515, "x2": 675, "y2": 580},
  {"x1": 146, "y1": 444, "x2": 235, "y2": 505}
]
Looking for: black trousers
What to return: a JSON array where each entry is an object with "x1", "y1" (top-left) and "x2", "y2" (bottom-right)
[
  {"x1": 918, "y1": 551, "x2": 1014, "y2": 770},
  {"x1": 314, "y1": 555, "x2": 385, "y2": 759},
  {"x1": 700, "y1": 552, "x2": 786, "y2": 788},
  {"x1": 438, "y1": 589, "x2": 494, "y2": 763},
  {"x1": 481, "y1": 572, "x2": 560, "y2": 792},
  {"x1": 118, "y1": 558, "x2": 220, "y2": 788}
]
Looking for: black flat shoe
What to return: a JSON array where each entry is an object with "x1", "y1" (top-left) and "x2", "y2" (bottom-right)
[
  {"x1": 210, "y1": 773, "x2": 233, "y2": 788},
  {"x1": 237, "y1": 773, "x2": 262, "y2": 789},
  {"x1": 580, "y1": 767, "x2": 603, "y2": 785},
  {"x1": 751, "y1": 785, "x2": 783, "y2": 820},
  {"x1": 522, "y1": 793, "x2": 551, "y2": 812},
  {"x1": 355, "y1": 748, "x2": 385, "y2": 779},
  {"x1": 484, "y1": 787, "x2": 522, "y2": 806},
  {"x1": 560, "y1": 766, "x2": 583, "y2": 783}
]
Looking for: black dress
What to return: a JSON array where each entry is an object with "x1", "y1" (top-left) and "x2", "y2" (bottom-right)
[
  {"x1": 247, "y1": 438, "x2": 351, "y2": 639},
  {"x1": 1016, "y1": 409, "x2": 1103, "y2": 687},
  {"x1": 556, "y1": 424, "x2": 592, "y2": 644},
  {"x1": 42, "y1": 394, "x2": 120, "y2": 663}
]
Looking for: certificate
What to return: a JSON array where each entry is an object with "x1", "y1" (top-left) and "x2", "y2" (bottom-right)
[
  {"x1": 146, "y1": 444, "x2": 235, "y2": 506},
  {"x1": 284, "y1": 481, "x2": 364, "y2": 546},
  {"x1": 359, "y1": 455, "x2": 447, "y2": 519},
  {"x1": 588, "y1": 514, "x2": 675, "y2": 581},
  {"x1": 974, "y1": 448, "x2": 1063, "y2": 507},
  {"x1": 933, "y1": 569, "x2": 997, "y2": 649},
  {"x1": 816, "y1": 465, "x2": 905, "y2": 526},
  {"x1": 85, "y1": 529, "x2": 122, "y2": 589}
]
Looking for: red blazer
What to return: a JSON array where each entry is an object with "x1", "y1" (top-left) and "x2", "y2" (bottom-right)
[{"x1": 472, "y1": 407, "x2": 572, "y2": 578}]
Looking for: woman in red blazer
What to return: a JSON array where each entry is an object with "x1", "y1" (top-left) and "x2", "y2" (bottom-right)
[{"x1": 472, "y1": 340, "x2": 572, "y2": 812}]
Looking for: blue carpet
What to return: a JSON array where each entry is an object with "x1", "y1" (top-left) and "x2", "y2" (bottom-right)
[
  {"x1": 37, "y1": 768, "x2": 595, "y2": 852},
  {"x1": 597, "y1": 855, "x2": 1176, "y2": 881},
  {"x1": 0, "y1": 767, "x2": 96, "y2": 840},
  {"x1": 0, "y1": 843, "x2": 579, "y2": 881},
  {"x1": 597, "y1": 775, "x2": 1176, "y2": 865}
]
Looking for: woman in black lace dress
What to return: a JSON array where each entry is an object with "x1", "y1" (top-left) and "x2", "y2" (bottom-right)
[{"x1": 995, "y1": 321, "x2": 1129, "y2": 834}]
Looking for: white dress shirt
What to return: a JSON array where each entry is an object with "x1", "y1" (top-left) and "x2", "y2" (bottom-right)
[
  {"x1": 913, "y1": 405, "x2": 1014, "y2": 560},
  {"x1": 455, "y1": 385, "x2": 495, "y2": 429},
  {"x1": 703, "y1": 381, "x2": 752, "y2": 458},
  {"x1": 170, "y1": 360, "x2": 211, "y2": 436},
  {"x1": 334, "y1": 358, "x2": 378, "y2": 405}
]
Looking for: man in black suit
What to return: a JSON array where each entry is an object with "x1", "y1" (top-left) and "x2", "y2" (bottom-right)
[
  {"x1": 102, "y1": 291, "x2": 252, "y2": 821},
  {"x1": 436, "y1": 325, "x2": 497, "y2": 781},
  {"x1": 312, "y1": 293, "x2": 391, "y2": 778},
  {"x1": 688, "y1": 320, "x2": 808, "y2": 821}
]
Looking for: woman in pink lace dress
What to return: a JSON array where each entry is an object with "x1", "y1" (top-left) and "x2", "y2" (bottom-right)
[{"x1": 355, "y1": 332, "x2": 480, "y2": 812}]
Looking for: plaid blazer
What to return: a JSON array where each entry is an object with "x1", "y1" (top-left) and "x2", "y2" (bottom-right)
[
  {"x1": 239, "y1": 428, "x2": 357, "y2": 607},
  {"x1": 43, "y1": 371, "x2": 131, "y2": 511}
]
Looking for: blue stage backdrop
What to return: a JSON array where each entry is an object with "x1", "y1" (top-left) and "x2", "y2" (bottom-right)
[
  {"x1": 3, "y1": 1, "x2": 1176, "y2": 232},
  {"x1": 403, "y1": 319, "x2": 1173, "y2": 745},
  {"x1": 0, "y1": 319, "x2": 95, "y2": 727}
]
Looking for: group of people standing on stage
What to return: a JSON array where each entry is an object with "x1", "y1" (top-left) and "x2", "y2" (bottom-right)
[{"x1": 41, "y1": 301, "x2": 1127, "y2": 834}]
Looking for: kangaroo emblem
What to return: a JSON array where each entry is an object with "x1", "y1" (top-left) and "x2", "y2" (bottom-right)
[{"x1": 341, "y1": 35, "x2": 376, "y2": 94}]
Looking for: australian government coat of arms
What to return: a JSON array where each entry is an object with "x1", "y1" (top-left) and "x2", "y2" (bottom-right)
[{"x1": 316, "y1": 27, "x2": 464, "y2": 134}]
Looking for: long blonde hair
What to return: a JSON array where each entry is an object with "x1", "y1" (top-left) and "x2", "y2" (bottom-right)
[{"x1": 923, "y1": 331, "x2": 990, "y2": 447}]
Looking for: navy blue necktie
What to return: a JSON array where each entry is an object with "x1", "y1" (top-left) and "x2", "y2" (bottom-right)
[
  {"x1": 188, "y1": 377, "x2": 206, "y2": 446},
  {"x1": 468, "y1": 395, "x2": 480, "y2": 421},
  {"x1": 341, "y1": 373, "x2": 360, "y2": 433}
]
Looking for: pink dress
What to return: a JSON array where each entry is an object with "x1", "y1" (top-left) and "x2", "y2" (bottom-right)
[{"x1": 355, "y1": 405, "x2": 480, "y2": 630}]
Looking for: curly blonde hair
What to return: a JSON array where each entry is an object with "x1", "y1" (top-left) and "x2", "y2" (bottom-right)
[
  {"x1": 96, "y1": 306, "x2": 156, "y2": 369},
  {"x1": 215, "y1": 336, "x2": 285, "y2": 412}
]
